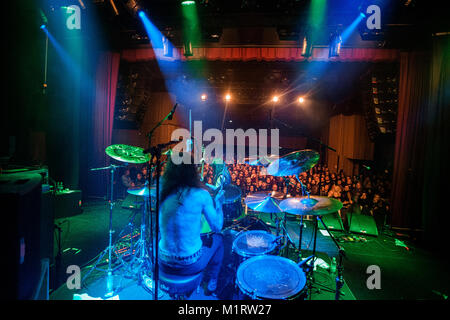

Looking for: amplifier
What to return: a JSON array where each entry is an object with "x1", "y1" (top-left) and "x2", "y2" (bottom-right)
[{"x1": 54, "y1": 190, "x2": 82, "y2": 219}]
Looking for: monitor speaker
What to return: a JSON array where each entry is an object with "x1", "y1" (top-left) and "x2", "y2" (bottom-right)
[
  {"x1": 318, "y1": 212, "x2": 345, "y2": 231},
  {"x1": 348, "y1": 213, "x2": 379, "y2": 236}
]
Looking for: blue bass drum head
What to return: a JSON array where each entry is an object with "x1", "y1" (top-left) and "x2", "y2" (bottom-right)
[{"x1": 236, "y1": 255, "x2": 306, "y2": 299}]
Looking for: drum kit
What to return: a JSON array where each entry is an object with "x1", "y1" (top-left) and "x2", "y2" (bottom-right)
[
  {"x1": 231, "y1": 149, "x2": 347, "y2": 300},
  {"x1": 86, "y1": 143, "x2": 346, "y2": 300}
]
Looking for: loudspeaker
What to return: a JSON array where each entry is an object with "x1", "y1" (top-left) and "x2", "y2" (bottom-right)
[
  {"x1": 319, "y1": 212, "x2": 345, "y2": 231},
  {"x1": 348, "y1": 213, "x2": 379, "y2": 236},
  {"x1": 0, "y1": 172, "x2": 42, "y2": 299}
]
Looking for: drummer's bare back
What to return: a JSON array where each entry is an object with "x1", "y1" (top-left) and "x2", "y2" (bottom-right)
[{"x1": 160, "y1": 187, "x2": 223, "y2": 240}]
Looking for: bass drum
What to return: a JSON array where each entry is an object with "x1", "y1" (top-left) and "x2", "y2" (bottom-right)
[
  {"x1": 222, "y1": 184, "x2": 243, "y2": 226},
  {"x1": 235, "y1": 255, "x2": 306, "y2": 300}
]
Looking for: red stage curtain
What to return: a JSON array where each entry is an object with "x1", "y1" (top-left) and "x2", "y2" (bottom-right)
[
  {"x1": 421, "y1": 36, "x2": 450, "y2": 248},
  {"x1": 121, "y1": 47, "x2": 399, "y2": 62},
  {"x1": 90, "y1": 52, "x2": 120, "y2": 196},
  {"x1": 391, "y1": 51, "x2": 430, "y2": 231}
]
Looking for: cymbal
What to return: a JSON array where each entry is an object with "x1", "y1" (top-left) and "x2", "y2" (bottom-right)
[
  {"x1": 244, "y1": 154, "x2": 279, "y2": 167},
  {"x1": 279, "y1": 196, "x2": 343, "y2": 216},
  {"x1": 105, "y1": 144, "x2": 150, "y2": 164},
  {"x1": 244, "y1": 191, "x2": 285, "y2": 213},
  {"x1": 266, "y1": 149, "x2": 319, "y2": 177},
  {"x1": 127, "y1": 185, "x2": 156, "y2": 197}
]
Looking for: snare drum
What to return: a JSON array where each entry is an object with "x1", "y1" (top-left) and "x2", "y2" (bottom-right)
[
  {"x1": 222, "y1": 184, "x2": 243, "y2": 225},
  {"x1": 232, "y1": 230, "x2": 277, "y2": 260},
  {"x1": 236, "y1": 255, "x2": 306, "y2": 300}
]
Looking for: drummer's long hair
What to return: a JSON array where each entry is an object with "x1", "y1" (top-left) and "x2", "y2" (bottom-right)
[{"x1": 160, "y1": 152, "x2": 205, "y2": 203}]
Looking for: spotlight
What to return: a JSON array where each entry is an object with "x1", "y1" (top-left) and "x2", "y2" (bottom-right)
[
  {"x1": 201, "y1": 94, "x2": 207, "y2": 101},
  {"x1": 225, "y1": 94, "x2": 231, "y2": 101},
  {"x1": 272, "y1": 96, "x2": 279, "y2": 103},
  {"x1": 181, "y1": 0, "x2": 196, "y2": 5},
  {"x1": 298, "y1": 97, "x2": 305, "y2": 103},
  {"x1": 329, "y1": 31, "x2": 342, "y2": 58},
  {"x1": 183, "y1": 39, "x2": 193, "y2": 57},
  {"x1": 162, "y1": 35, "x2": 173, "y2": 57},
  {"x1": 301, "y1": 30, "x2": 313, "y2": 57},
  {"x1": 40, "y1": 24, "x2": 46, "y2": 29},
  {"x1": 138, "y1": 10, "x2": 145, "y2": 18}
]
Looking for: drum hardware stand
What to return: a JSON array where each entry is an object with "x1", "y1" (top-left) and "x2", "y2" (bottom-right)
[
  {"x1": 291, "y1": 175, "x2": 346, "y2": 299},
  {"x1": 309, "y1": 215, "x2": 346, "y2": 300},
  {"x1": 83, "y1": 164, "x2": 128, "y2": 297},
  {"x1": 125, "y1": 198, "x2": 152, "y2": 277},
  {"x1": 295, "y1": 174, "x2": 313, "y2": 262}
]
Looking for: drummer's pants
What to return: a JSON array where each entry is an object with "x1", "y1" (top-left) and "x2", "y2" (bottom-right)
[{"x1": 159, "y1": 234, "x2": 224, "y2": 280}]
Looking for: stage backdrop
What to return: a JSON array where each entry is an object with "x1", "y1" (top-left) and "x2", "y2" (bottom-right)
[{"x1": 326, "y1": 114, "x2": 374, "y2": 176}]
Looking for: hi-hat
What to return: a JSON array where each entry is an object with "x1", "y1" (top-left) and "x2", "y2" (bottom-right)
[
  {"x1": 279, "y1": 196, "x2": 343, "y2": 216},
  {"x1": 105, "y1": 144, "x2": 150, "y2": 164},
  {"x1": 244, "y1": 191, "x2": 285, "y2": 213},
  {"x1": 266, "y1": 149, "x2": 319, "y2": 177}
]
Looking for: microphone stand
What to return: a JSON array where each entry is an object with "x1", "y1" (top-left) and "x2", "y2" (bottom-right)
[{"x1": 144, "y1": 103, "x2": 179, "y2": 300}]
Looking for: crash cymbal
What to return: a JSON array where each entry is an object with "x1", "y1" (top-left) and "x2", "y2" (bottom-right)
[
  {"x1": 244, "y1": 154, "x2": 280, "y2": 167},
  {"x1": 105, "y1": 144, "x2": 150, "y2": 164},
  {"x1": 279, "y1": 196, "x2": 343, "y2": 216},
  {"x1": 266, "y1": 149, "x2": 319, "y2": 177},
  {"x1": 244, "y1": 191, "x2": 285, "y2": 213},
  {"x1": 127, "y1": 185, "x2": 156, "y2": 197}
]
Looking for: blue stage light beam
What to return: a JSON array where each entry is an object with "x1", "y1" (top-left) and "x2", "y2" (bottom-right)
[
  {"x1": 341, "y1": 12, "x2": 366, "y2": 44},
  {"x1": 137, "y1": 11, "x2": 210, "y2": 106},
  {"x1": 40, "y1": 25, "x2": 81, "y2": 77}
]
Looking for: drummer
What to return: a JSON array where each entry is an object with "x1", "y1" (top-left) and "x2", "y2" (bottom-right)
[{"x1": 159, "y1": 153, "x2": 225, "y2": 295}]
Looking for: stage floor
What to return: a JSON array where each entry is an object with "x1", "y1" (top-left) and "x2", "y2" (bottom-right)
[{"x1": 49, "y1": 199, "x2": 449, "y2": 300}]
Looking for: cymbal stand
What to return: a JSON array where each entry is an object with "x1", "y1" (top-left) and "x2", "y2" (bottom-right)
[
  {"x1": 295, "y1": 174, "x2": 312, "y2": 263},
  {"x1": 274, "y1": 212, "x2": 296, "y2": 258},
  {"x1": 83, "y1": 163, "x2": 128, "y2": 297},
  {"x1": 316, "y1": 215, "x2": 346, "y2": 300}
]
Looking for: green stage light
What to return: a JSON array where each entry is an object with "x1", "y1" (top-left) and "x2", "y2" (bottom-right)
[{"x1": 181, "y1": 1, "x2": 196, "y2": 5}]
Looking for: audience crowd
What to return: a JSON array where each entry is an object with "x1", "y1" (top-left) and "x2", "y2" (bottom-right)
[{"x1": 121, "y1": 160, "x2": 392, "y2": 230}]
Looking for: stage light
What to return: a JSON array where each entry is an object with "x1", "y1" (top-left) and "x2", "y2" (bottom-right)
[
  {"x1": 183, "y1": 39, "x2": 193, "y2": 57},
  {"x1": 329, "y1": 31, "x2": 342, "y2": 58},
  {"x1": 40, "y1": 24, "x2": 46, "y2": 29},
  {"x1": 298, "y1": 97, "x2": 305, "y2": 103},
  {"x1": 272, "y1": 96, "x2": 279, "y2": 103},
  {"x1": 138, "y1": 10, "x2": 145, "y2": 18},
  {"x1": 301, "y1": 32, "x2": 314, "y2": 57},
  {"x1": 225, "y1": 94, "x2": 231, "y2": 101},
  {"x1": 162, "y1": 35, "x2": 173, "y2": 57},
  {"x1": 181, "y1": 1, "x2": 196, "y2": 5},
  {"x1": 201, "y1": 94, "x2": 207, "y2": 101}
]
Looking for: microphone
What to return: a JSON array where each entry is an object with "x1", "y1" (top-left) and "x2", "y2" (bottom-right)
[{"x1": 168, "y1": 103, "x2": 178, "y2": 120}]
